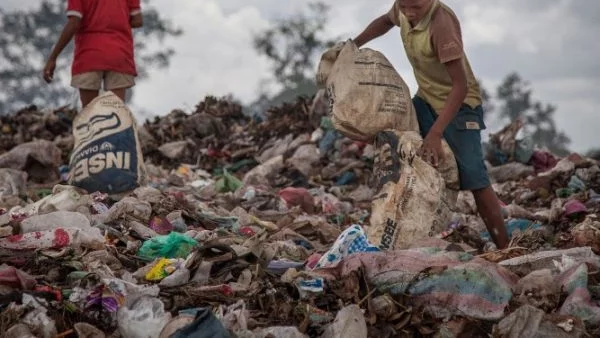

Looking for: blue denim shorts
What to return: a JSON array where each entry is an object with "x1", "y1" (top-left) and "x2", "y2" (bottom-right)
[{"x1": 413, "y1": 96, "x2": 490, "y2": 191}]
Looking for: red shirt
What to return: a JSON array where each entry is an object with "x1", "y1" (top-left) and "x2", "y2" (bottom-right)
[{"x1": 67, "y1": 0, "x2": 140, "y2": 76}]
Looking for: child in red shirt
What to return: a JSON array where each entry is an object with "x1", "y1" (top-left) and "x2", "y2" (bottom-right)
[{"x1": 44, "y1": 0, "x2": 143, "y2": 108}]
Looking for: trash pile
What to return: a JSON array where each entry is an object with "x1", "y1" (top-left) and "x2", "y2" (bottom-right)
[{"x1": 1, "y1": 92, "x2": 600, "y2": 338}]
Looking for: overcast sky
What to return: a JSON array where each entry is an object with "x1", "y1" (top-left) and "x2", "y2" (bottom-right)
[{"x1": 2, "y1": 0, "x2": 599, "y2": 152}]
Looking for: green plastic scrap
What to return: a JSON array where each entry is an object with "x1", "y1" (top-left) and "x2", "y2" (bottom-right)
[
  {"x1": 36, "y1": 188, "x2": 53, "y2": 199},
  {"x1": 320, "y1": 116, "x2": 334, "y2": 130},
  {"x1": 137, "y1": 232, "x2": 198, "y2": 260},
  {"x1": 556, "y1": 188, "x2": 574, "y2": 198},
  {"x1": 215, "y1": 169, "x2": 243, "y2": 193}
]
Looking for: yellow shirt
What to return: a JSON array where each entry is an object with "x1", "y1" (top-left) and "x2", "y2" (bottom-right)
[{"x1": 388, "y1": 0, "x2": 482, "y2": 114}]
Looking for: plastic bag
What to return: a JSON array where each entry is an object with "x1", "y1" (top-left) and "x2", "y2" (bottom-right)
[
  {"x1": 168, "y1": 308, "x2": 231, "y2": 338},
  {"x1": 145, "y1": 258, "x2": 184, "y2": 281},
  {"x1": 8, "y1": 185, "x2": 91, "y2": 219},
  {"x1": 243, "y1": 155, "x2": 284, "y2": 184},
  {"x1": 138, "y1": 232, "x2": 198, "y2": 259},
  {"x1": 18, "y1": 211, "x2": 90, "y2": 234},
  {"x1": 104, "y1": 197, "x2": 152, "y2": 223},
  {"x1": 215, "y1": 170, "x2": 243, "y2": 193},
  {"x1": 279, "y1": 187, "x2": 315, "y2": 213},
  {"x1": 0, "y1": 140, "x2": 61, "y2": 184},
  {"x1": 0, "y1": 169, "x2": 27, "y2": 197},
  {"x1": 149, "y1": 217, "x2": 175, "y2": 235},
  {"x1": 118, "y1": 296, "x2": 171, "y2": 338},
  {"x1": 315, "y1": 225, "x2": 379, "y2": 269},
  {"x1": 22, "y1": 307, "x2": 57, "y2": 338},
  {"x1": 494, "y1": 305, "x2": 582, "y2": 338},
  {"x1": 287, "y1": 144, "x2": 320, "y2": 177},
  {"x1": 321, "y1": 305, "x2": 367, "y2": 338},
  {"x1": 0, "y1": 227, "x2": 105, "y2": 251}
]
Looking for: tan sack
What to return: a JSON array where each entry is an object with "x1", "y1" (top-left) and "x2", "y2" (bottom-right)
[
  {"x1": 367, "y1": 130, "x2": 459, "y2": 250},
  {"x1": 316, "y1": 40, "x2": 419, "y2": 141}
]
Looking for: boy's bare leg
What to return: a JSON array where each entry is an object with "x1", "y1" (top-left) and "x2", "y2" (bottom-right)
[
  {"x1": 80, "y1": 89, "x2": 99, "y2": 108},
  {"x1": 472, "y1": 186, "x2": 509, "y2": 249},
  {"x1": 111, "y1": 88, "x2": 127, "y2": 102}
]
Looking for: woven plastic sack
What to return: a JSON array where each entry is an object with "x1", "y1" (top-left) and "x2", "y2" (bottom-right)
[
  {"x1": 316, "y1": 40, "x2": 419, "y2": 142},
  {"x1": 69, "y1": 91, "x2": 146, "y2": 194},
  {"x1": 367, "y1": 130, "x2": 458, "y2": 250}
]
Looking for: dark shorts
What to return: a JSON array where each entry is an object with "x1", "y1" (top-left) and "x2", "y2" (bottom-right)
[{"x1": 413, "y1": 96, "x2": 490, "y2": 191}]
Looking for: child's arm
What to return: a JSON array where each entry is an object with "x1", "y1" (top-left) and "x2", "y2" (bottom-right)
[
  {"x1": 354, "y1": 1, "x2": 400, "y2": 47},
  {"x1": 419, "y1": 59, "x2": 467, "y2": 167},
  {"x1": 129, "y1": 0, "x2": 143, "y2": 28},
  {"x1": 419, "y1": 11, "x2": 469, "y2": 167},
  {"x1": 427, "y1": 14, "x2": 468, "y2": 138},
  {"x1": 427, "y1": 59, "x2": 468, "y2": 137},
  {"x1": 43, "y1": 16, "x2": 81, "y2": 83},
  {"x1": 354, "y1": 14, "x2": 394, "y2": 48},
  {"x1": 130, "y1": 13, "x2": 143, "y2": 28}
]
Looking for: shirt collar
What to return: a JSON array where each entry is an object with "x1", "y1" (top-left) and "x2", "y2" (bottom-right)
[{"x1": 408, "y1": 0, "x2": 440, "y2": 32}]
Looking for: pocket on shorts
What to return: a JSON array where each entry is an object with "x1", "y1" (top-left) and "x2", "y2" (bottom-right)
[{"x1": 453, "y1": 105, "x2": 487, "y2": 131}]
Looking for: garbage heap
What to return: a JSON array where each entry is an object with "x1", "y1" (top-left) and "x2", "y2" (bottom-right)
[{"x1": 0, "y1": 95, "x2": 599, "y2": 338}]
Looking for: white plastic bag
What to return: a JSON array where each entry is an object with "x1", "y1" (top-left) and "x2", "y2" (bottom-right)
[
  {"x1": 18, "y1": 211, "x2": 91, "y2": 233},
  {"x1": 118, "y1": 296, "x2": 171, "y2": 338}
]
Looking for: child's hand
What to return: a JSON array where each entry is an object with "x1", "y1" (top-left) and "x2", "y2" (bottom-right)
[
  {"x1": 43, "y1": 59, "x2": 56, "y2": 83},
  {"x1": 419, "y1": 132, "x2": 443, "y2": 168}
]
